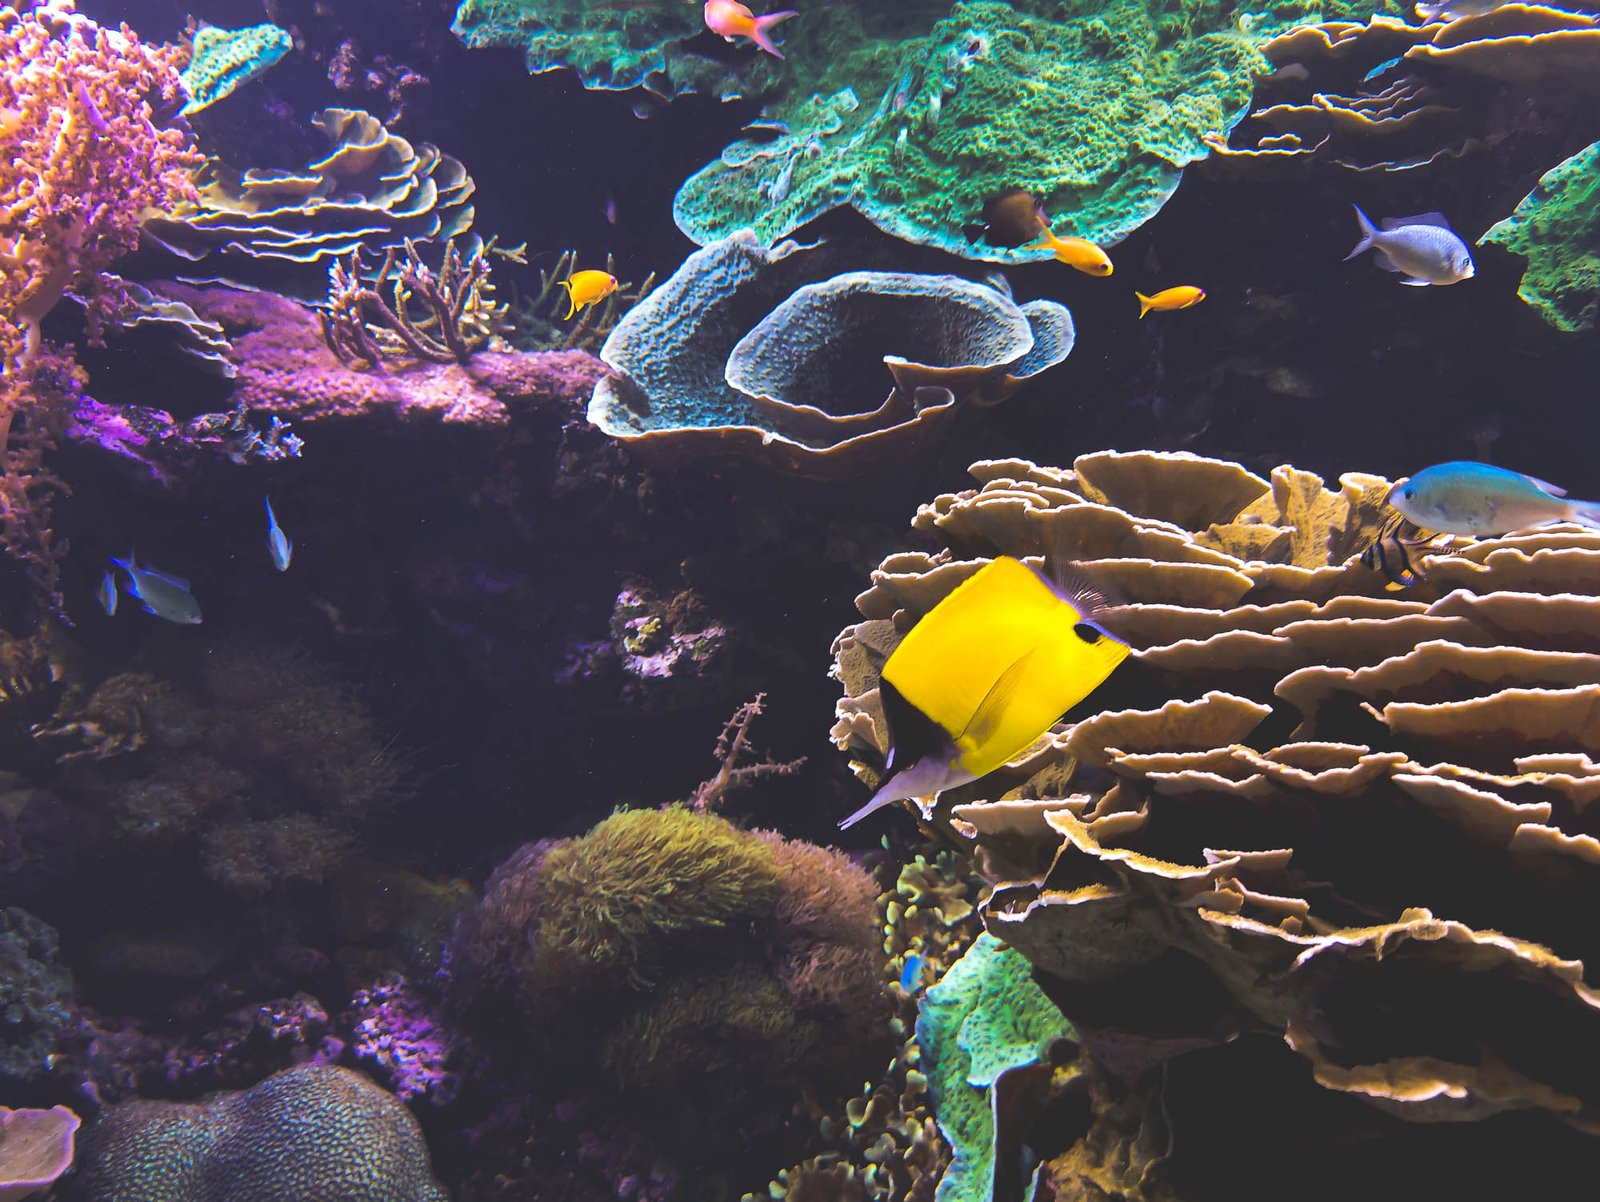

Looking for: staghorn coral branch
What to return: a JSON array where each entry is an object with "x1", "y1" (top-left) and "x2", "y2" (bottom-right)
[{"x1": 690, "y1": 692, "x2": 805, "y2": 813}]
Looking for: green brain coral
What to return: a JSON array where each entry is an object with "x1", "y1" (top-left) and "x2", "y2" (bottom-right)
[
  {"x1": 1481, "y1": 140, "x2": 1600, "y2": 334},
  {"x1": 915, "y1": 933, "x2": 1073, "y2": 1202}
]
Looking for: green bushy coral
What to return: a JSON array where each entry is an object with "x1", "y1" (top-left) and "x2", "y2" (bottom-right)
[
  {"x1": 455, "y1": 807, "x2": 888, "y2": 1177},
  {"x1": 530, "y1": 805, "x2": 780, "y2": 988}
]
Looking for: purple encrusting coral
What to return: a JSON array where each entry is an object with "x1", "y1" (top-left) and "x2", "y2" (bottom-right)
[{"x1": 338, "y1": 974, "x2": 462, "y2": 1105}]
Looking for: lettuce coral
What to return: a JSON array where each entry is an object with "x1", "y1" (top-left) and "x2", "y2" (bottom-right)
[
  {"x1": 590, "y1": 232, "x2": 1072, "y2": 476},
  {"x1": 1481, "y1": 139, "x2": 1600, "y2": 334}
]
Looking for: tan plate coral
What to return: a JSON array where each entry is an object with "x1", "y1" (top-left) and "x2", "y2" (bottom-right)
[{"x1": 831, "y1": 450, "x2": 1600, "y2": 1145}]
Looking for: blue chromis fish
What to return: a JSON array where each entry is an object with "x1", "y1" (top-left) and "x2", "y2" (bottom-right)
[
  {"x1": 96, "y1": 567, "x2": 118, "y2": 616},
  {"x1": 1389, "y1": 462, "x2": 1600, "y2": 536},
  {"x1": 899, "y1": 952, "x2": 927, "y2": 994},
  {"x1": 265, "y1": 496, "x2": 292, "y2": 572},
  {"x1": 111, "y1": 552, "x2": 203, "y2": 625},
  {"x1": 1345, "y1": 206, "x2": 1474, "y2": 286},
  {"x1": 838, "y1": 556, "x2": 1130, "y2": 829}
]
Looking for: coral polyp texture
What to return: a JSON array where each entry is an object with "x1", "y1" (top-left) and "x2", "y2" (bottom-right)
[
  {"x1": 1208, "y1": 6, "x2": 1600, "y2": 174},
  {"x1": 831, "y1": 450, "x2": 1600, "y2": 1161},
  {"x1": 141, "y1": 108, "x2": 475, "y2": 299},
  {"x1": 589, "y1": 232, "x2": 1072, "y2": 476},
  {"x1": 1481, "y1": 139, "x2": 1600, "y2": 334},
  {"x1": 70, "y1": 1063, "x2": 448, "y2": 1202},
  {"x1": 178, "y1": 22, "x2": 292, "y2": 114}
]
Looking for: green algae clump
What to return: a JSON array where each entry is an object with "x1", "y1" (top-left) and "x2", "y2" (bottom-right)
[
  {"x1": 1481, "y1": 139, "x2": 1600, "y2": 334},
  {"x1": 532, "y1": 804, "x2": 781, "y2": 987}
]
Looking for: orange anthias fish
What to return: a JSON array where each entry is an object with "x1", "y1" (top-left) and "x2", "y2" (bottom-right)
[
  {"x1": 560, "y1": 270, "x2": 618, "y2": 320},
  {"x1": 1135, "y1": 285, "x2": 1206, "y2": 318},
  {"x1": 704, "y1": 1, "x2": 798, "y2": 58},
  {"x1": 965, "y1": 188, "x2": 1112, "y2": 277}
]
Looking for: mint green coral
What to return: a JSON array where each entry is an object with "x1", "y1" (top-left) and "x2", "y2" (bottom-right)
[
  {"x1": 451, "y1": 0, "x2": 780, "y2": 97},
  {"x1": 459, "y1": 0, "x2": 1398, "y2": 257},
  {"x1": 1481, "y1": 140, "x2": 1600, "y2": 335},
  {"x1": 674, "y1": 0, "x2": 1401, "y2": 258},
  {"x1": 914, "y1": 933, "x2": 1073, "y2": 1202},
  {"x1": 179, "y1": 23, "x2": 292, "y2": 114}
]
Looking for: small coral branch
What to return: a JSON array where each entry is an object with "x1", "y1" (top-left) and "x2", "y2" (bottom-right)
[
  {"x1": 319, "y1": 237, "x2": 507, "y2": 368},
  {"x1": 689, "y1": 692, "x2": 805, "y2": 813}
]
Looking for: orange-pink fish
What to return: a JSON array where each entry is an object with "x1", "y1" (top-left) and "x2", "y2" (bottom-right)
[{"x1": 704, "y1": 0, "x2": 798, "y2": 58}]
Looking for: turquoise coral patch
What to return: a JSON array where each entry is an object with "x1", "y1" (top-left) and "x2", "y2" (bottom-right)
[{"x1": 180, "y1": 23, "x2": 292, "y2": 115}]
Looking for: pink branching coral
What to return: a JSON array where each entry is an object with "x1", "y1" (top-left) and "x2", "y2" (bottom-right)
[{"x1": 0, "y1": 0, "x2": 197, "y2": 616}]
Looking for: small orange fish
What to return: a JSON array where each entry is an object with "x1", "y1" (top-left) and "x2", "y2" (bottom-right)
[
  {"x1": 559, "y1": 270, "x2": 618, "y2": 320},
  {"x1": 1038, "y1": 228, "x2": 1112, "y2": 277},
  {"x1": 704, "y1": 0, "x2": 798, "y2": 58},
  {"x1": 1135, "y1": 286, "x2": 1205, "y2": 318}
]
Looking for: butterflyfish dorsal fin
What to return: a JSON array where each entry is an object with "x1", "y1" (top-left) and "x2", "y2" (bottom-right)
[{"x1": 956, "y1": 647, "x2": 1040, "y2": 757}]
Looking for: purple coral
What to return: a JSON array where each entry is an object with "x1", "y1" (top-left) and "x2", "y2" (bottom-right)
[{"x1": 340, "y1": 975, "x2": 461, "y2": 1106}]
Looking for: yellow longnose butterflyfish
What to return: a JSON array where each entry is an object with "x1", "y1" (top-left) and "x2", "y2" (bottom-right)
[
  {"x1": 838, "y1": 555, "x2": 1129, "y2": 829},
  {"x1": 559, "y1": 269, "x2": 618, "y2": 320}
]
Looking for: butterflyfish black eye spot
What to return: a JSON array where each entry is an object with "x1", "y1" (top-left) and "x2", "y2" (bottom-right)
[{"x1": 1073, "y1": 622, "x2": 1102, "y2": 644}]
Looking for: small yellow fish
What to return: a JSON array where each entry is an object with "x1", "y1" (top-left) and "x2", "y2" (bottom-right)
[
  {"x1": 559, "y1": 270, "x2": 618, "y2": 320},
  {"x1": 838, "y1": 556, "x2": 1129, "y2": 829},
  {"x1": 1037, "y1": 228, "x2": 1113, "y2": 277},
  {"x1": 1135, "y1": 285, "x2": 1206, "y2": 319}
]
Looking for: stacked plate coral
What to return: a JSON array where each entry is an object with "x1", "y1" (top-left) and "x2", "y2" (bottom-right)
[{"x1": 832, "y1": 450, "x2": 1600, "y2": 1147}]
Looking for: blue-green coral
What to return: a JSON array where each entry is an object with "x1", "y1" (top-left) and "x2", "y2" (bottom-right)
[
  {"x1": 915, "y1": 933, "x2": 1072, "y2": 1202},
  {"x1": 180, "y1": 23, "x2": 292, "y2": 114},
  {"x1": 590, "y1": 231, "x2": 1073, "y2": 474},
  {"x1": 458, "y1": 0, "x2": 1396, "y2": 258},
  {"x1": 1481, "y1": 140, "x2": 1600, "y2": 334}
]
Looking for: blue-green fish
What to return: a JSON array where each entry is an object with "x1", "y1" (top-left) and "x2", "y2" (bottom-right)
[
  {"x1": 96, "y1": 568, "x2": 118, "y2": 616},
  {"x1": 899, "y1": 952, "x2": 926, "y2": 994},
  {"x1": 1345, "y1": 207, "x2": 1474, "y2": 286},
  {"x1": 1389, "y1": 462, "x2": 1600, "y2": 536},
  {"x1": 265, "y1": 497, "x2": 292, "y2": 572},
  {"x1": 111, "y1": 553, "x2": 203, "y2": 625}
]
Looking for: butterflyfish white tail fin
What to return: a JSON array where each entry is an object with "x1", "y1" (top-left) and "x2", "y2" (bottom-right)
[{"x1": 1568, "y1": 499, "x2": 1600, "y2": 531}]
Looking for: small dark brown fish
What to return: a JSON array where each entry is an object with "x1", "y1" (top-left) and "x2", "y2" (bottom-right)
[{"x1": 965, "y1": 187, "x2": 1047, "y2": 249}]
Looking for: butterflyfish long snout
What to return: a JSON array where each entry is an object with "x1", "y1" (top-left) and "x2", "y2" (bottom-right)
[{"x1": 838, "y1": 556, "x2": 1129, "y2": 829}]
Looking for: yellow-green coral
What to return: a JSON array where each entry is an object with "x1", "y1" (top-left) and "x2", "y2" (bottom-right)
[{"x1": 531, "y1": 805, "x2": 781, "y2": 988}]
